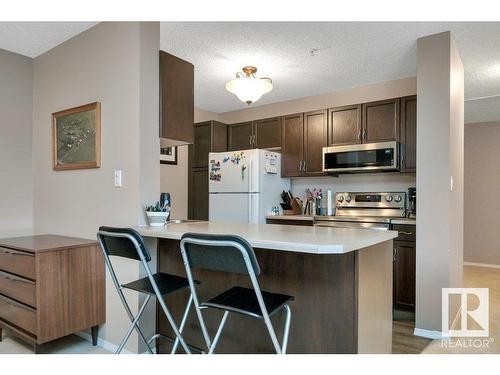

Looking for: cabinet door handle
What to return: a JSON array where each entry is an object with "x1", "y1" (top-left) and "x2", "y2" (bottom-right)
[
  {"x1": 358, "y1": 129, "x2": 361, "y2": 140},
  {"x1": 0, "y1": 249, "x2": 32, "y2": 257},
  {"x1": 399, "y1": 231, "x2": 413, "y2": 235},
  {"x1": 0, "y1": 294, "x2": 36, "y2": 312},
  {"x1": 362, "y1": 128, "x2": 366, "y2": 141},
  {"x1": 393, "y1": 248, "x2": 397, "y2": 261},
  {"x1": 303, "y1": 161, "x2": 307, "y2": 172},
  {"x1": 0, "y1": 271, "x2": 35, "y2": 284}
]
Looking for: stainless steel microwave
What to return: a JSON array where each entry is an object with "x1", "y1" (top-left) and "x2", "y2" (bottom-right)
[{"x1": 322, "y1": 141, "x2": 399, "y2": 173}]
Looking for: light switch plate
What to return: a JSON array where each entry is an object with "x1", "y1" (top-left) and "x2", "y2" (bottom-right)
[{"x1": 114, "y1": 170, "x2": 123, "y2": 187}]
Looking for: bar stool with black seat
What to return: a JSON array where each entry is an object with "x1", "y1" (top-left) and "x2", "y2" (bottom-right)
[
  {"x1": 180, "y1": 233, "x2": 294, "y2": 354},
  {"x1": 97, "y1": 226, "x2": 196, "y2": 354}
]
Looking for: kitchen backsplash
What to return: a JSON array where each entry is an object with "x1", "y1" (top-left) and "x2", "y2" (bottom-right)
[{"x1": 290, "y1": 173, "x2": 416, "y2": 209}]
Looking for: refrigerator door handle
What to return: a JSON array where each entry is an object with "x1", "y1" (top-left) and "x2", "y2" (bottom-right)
[
  {"x1": 248, "y1": 194, "x2": 252, "y2": 223},
  {"x1": 248, "y1": 156, "x2": 254, "y2": 222}
]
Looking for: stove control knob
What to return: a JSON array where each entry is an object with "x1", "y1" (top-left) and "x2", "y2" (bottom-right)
[
  {"x1": 345, "y1": 195, "x2": 352, "y2": 203},
  {"x1": 385, "y1": 195, "x2": 393, "y2": 202},
  {"x1": 394, "y1": 195, "x2": 402, "y2": 203},
  {"x1": 337, "y1": 195, "x2": 344, "y2": 203}
]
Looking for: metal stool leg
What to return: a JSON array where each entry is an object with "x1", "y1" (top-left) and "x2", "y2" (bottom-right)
[
  {"x1": 281, "y1": 304, "x2": 292, "y2": 354},
  {"x1": 157, "y1": 294, "x2": 192, "y2": 354},
  {"x1": 116, "y1": 295, "x2": 152, "y2": 354},
  {"x1": 103, "y1": 255, "x2": 154, "y2": 354},
  {"x1": 171, "y1": 294, "x2": 194, "y2": 354},
  {"x1": 208, "y1": 311, "x2": 229, "y2": 354}
]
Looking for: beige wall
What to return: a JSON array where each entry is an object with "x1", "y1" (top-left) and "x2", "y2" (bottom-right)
[
  {"x1": 415, "y1": 31, "x2": 464, "y2": 335},
  {"x1": 218, "y1": 76, "x2": 416, "y2": 124},
  {"x1": 464, "y1": 122, "x2": 500, "y2": 265},
  {"x1": 0, "y1": 49, "x2": 33, "y2": 238},
  {"x1": 195, "y1": 107, "x2": 219, "y2": 122},
  {"x1": 32, "y1": 22, "x2": 159, "y2": 353}
]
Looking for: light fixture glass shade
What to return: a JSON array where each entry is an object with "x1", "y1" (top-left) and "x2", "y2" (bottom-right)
[{"x1": 225, "y1": 68, "x2": 273, "y2": 105}]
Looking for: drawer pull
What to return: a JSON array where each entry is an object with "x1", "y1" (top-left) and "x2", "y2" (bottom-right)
[
  {"x1": 399, "y1": 231, "x2": 413, "y2": 235},
  {"x1": 0, "y1": 294, "x2": 36, "y2": 312},
  {"x1": 1, "y1": 249, "x2": 32, "y2": 257},
  {"x1": 0, "y1": 271, "x2": 35, "y2": 285}
]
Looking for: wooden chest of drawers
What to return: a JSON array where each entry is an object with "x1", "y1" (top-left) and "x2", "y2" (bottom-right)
[{"x1": 0, "y1": 235, "x2": 105, "y2": 353}]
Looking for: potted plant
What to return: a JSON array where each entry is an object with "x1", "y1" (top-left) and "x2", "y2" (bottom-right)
[{"x1": 145, "y1": 201, "x2": 170, "y2": 227}]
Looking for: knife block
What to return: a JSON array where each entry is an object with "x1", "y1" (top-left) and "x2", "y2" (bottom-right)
[{"x1": 283, "y1": 198, "x2": 303, "y2": 215}]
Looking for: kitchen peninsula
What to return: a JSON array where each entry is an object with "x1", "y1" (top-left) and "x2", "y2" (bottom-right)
[{"x1": 135, "y1": 221, "x2": 397, "y2": 354}]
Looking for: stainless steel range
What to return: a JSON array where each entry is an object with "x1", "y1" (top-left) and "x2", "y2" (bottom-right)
[{"x1": 314, "y1": 192, "x2": 406, "y2": 230}]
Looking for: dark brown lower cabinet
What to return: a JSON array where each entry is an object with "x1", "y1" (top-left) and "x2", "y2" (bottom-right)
[
  {"x1": 188, "y1": 168, "x2": 209, "y2": 220},
  {"x1": 393, "y1": 237, "x2": 416, "y2": 312}
]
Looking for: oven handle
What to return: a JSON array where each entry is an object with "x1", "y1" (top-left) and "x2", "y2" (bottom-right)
[{"x1": 314, "y1": 221, "x2": 390, "y2": 231}]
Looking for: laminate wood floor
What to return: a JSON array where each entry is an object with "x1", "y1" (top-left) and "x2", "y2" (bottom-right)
[{"x1": 392, "y1": 265, "x2": 500, "y2": 354}]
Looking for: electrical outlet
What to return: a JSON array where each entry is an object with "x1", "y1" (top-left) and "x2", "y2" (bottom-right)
[{"x1": 114, "y1": 170, "x2": 123, "y2": 187}]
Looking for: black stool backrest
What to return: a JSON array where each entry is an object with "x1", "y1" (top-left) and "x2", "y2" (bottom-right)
[
  {"x1": 97, "y1": 226, "x2": 152, "y2": 262},
  {"x1": 181, "y1": 233, "x2": 260, "y2": 276}
]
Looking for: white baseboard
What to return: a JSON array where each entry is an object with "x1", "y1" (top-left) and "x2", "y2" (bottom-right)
[
  {"x1": 464, "y1": 262, "x2": 500, "y2": 270},
  {"x1": 413, "y1": 328, "x2": 447, "y2": 340},
  {"x1": 75, "y1": 331, "x2": 135, "y2": 354}
]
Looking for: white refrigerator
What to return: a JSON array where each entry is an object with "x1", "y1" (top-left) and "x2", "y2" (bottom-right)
[{"x1": 208, "y1": 149, "x2": 290, "y2": 224}]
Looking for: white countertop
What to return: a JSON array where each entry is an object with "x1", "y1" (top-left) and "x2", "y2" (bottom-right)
[{"x1": 134, "y1": 221, "x2": 397, "y2": 255}]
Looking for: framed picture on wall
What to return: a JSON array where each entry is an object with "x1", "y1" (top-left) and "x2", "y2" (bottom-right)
[
  {"x1": 160, "y1": 146, "x2": 177, "y2": 165},
  {"x1": 52, "y1": 102, "x2": 101, "y2": 171}
]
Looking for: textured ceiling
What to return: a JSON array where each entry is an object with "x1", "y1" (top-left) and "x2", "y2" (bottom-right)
[
  {"x1": 1, "y1": 22, "x2": 499, "y2": 123},
  {"x1": 465, "y1": 96, "x2": 500, "y2": 124},
  {"x1": 0, "y1": 22, "x2": 98, "y2": 58},
  {"x1": 160, "y1": 22, "x2": 500, "y2": 114}
]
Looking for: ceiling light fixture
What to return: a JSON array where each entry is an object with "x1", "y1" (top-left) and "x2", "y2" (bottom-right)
[{"x1": 225, "y1": 66, "x2": 273, "y2": 105}]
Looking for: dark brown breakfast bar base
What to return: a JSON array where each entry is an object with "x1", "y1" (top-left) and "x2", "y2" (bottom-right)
[{"x1": 156, "y1": 238, "x2": 392, "y2": 354}]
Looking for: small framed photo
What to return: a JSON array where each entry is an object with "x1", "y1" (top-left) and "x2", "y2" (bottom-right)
[
  {"x1": 160, "y1": 146, "x2": 177, "y2": 165},
  {"x1": 52, "y1": 102, "x2": 101, "y2": 171}
]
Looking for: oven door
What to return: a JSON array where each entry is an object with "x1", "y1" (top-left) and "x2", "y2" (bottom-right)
[
  {"x1": 314, "y1": 220, "x2": 390, "y2": 231},
  {"x1": 323, "y1": 141, "x2": 399, "y2": 173}
]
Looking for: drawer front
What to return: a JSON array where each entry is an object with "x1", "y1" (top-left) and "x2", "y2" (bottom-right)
[
  {"x1": 0, "y1": 270, "x2": 36, "y2": 307},
  {"x1": 0, "y1": 247, "x2": 36, "y2": 280},
  {"x1": 0, "y1": 294, "x2": 36, "y2": 335},
  {"x1": 392, "y1": 224, "x2": 416, "y2": 242}
]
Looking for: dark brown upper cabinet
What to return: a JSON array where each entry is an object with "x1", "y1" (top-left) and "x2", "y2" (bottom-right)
[
  {"x1": 328, "y1": 105, "x2": 362, "y2": 146},
  {"x1": 361, "y1": 98, "x2": 400, "y2": 143},
  {"x1": 281, "y1": 113, "x2": 304, "y2": 177},
  {"x1": 191, "y1": 121, "x2": 228, "y2": 168},
  {"x1": 281, "y1": 111, "x2": 327, "y2": 177},
  {"x1": 159, "y1": 50, "x2": 194, "y2": 145},
  {"x1": 228, "y1": 121, "x2": 253, "y2": 151},
  {"x1": 400, "y1": 96, "x2": 417, "y2": 173},
  {"x1": 303, "y1": 110, "x2": 328, "y2": 176},
  {"x1": 254, "y1": 117, "x2": 282, "y2": 149},
  {"x1": 228, "y1": 117, "x2": 282, "y2": 151}
]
